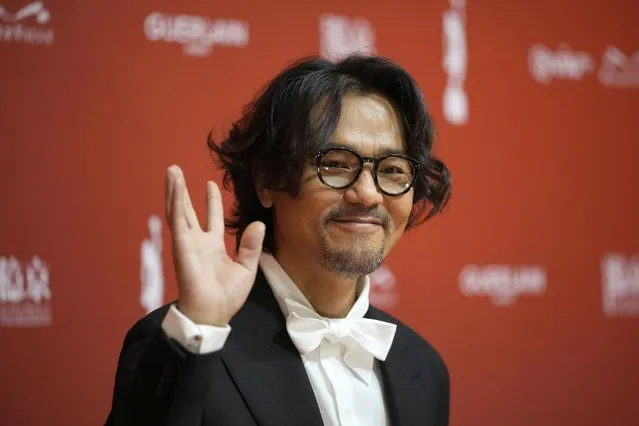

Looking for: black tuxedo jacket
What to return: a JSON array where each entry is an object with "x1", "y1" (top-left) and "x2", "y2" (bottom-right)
[{"x1": 105, "y1": 269, "x2": 449, "y2": 426}]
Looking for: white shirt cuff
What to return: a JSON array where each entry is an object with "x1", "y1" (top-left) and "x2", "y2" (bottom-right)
[{"x1": 161, "y1": 304, "x2": 231, "y2": 354}]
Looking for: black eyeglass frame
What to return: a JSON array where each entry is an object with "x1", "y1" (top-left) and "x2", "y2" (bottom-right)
[{"x1": 313, "y1": 147, "x2": 421, "y2": 197}]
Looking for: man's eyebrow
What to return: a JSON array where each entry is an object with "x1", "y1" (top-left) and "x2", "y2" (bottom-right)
[{"x1": 322, "y1": 141, "x2": 406, "y2": 156}]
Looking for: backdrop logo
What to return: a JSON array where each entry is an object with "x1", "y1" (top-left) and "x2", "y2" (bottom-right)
[
  {"x1": 0, "y1": 1, "x2": 54, "y2": 45},
  {"x1": 529, "y1": 43, "x2": 639, "y2": 88},
  {"x1": 602, "y1": 253, "x2": 639, "y2": 317},
  {"x1": 442, "y1": 0, "x2": 468, "y2": 125},
  {"x1": 0, "y1": 255, "x2": 52, "y2": 327},
  {"x1": 140, "y1": 214, "x2": 164, "y2": 314},
  {"x1": 599, "y1": 47, "x2": 639, "y2": 88},
  {"x1": 320, "y1": 13, "x2": 375, "y2": 61},
  {"x1": 144, "y1": 12, "x2": 249, "y2": 57},
  {"x1": 459, "y1": 264, "x2": 547, "y2": 306},
  {"x1": 369, "y1": 264, "x2": 399, "y2": 309},
  {"x1": 528, "y1": 43, "x2": 594, "y2": 84}
]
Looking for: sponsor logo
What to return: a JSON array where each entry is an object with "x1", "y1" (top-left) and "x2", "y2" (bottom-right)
[
  {"x1": 369, "y1": 264, "x2": 399, "y2": 309},
  {"x1": 144, "y1": 12, "x2": 249, "y2": 57},
  {"x1": 529, "y1": 43, "x2": 594, "y2": 84},
  {"x1": 0, "y1": 255, "x2": 52, "y2": 327},
  {"x1": 602, "y1": 253, "x2": 639, "y2": 317},
  {"x1": 599, "y1": 46, "x2": 639, "y2": 88},
  {"x1": 320, "y1": 13, "x2": 375, "y2": 60},
  {"x1": 442, "y1": 0, "x2": 469, "y2": 125},
  {"x1": 0, "y1": 1, "x2": 54, "y2": 45},
  {"x1": 459, "y1": 264, "x2": 547, "y2": 306},
  {"x1": 140, "y1": 214, "x2": 165, "y2": 314},
  {"x1": 529, "y1": 43, "x2": 638, "y2": 88}
]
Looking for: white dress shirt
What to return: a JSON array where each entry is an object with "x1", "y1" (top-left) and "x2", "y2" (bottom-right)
[{"x1": 161, "y1": 252, "x2": 393, "y2": 426}]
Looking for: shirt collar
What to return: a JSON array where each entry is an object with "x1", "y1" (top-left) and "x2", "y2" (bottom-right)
[
  {"x1": 258, "y1": 252, "x2": 371, "y2": 321},
  {"x1": 259, "y1": 252, "x2": 386, "y2": 385}
]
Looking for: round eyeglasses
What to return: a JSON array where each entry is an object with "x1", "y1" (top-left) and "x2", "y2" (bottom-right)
[{"x1": 314, "y1": 147, "x2": 420, "y2": 196}]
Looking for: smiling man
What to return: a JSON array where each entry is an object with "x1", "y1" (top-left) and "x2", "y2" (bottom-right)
[{"x1": 106, "y1": 55, "x2": 452, "y2": 426}]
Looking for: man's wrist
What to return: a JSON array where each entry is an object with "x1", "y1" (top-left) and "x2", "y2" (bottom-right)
[{"x1": 176, "y1": 302, "x2": 229, "y2": 327}]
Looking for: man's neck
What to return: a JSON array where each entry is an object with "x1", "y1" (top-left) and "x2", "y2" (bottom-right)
[{"x1": 274, "y1": 249, "x2": 359, "y2": 318}]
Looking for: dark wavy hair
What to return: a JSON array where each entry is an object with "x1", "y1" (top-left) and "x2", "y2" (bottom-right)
[{"x1": 208, "y1": 55, "x2": 452, "y2": 254}]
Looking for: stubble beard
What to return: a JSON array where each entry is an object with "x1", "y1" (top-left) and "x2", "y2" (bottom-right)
[{"x1": 318, "y1": 232, "x2": 386, "y2": 279}]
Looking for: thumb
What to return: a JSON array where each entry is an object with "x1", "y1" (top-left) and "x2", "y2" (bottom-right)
[{"x1": 236, "y1": 221, "x2": 266, "y2": 272}]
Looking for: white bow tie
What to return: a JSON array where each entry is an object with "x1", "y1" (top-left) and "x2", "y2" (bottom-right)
[{"x1": 284, "y1": 298, "x2": 397, "y2": 365}]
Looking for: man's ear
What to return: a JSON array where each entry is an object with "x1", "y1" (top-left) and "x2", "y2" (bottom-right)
[
  {"x1": 255, "y1": 177, "x2": 274, "y2": 208},
  {"x1": 258, "y1": 189, "x2": 274, "y2": 208}
]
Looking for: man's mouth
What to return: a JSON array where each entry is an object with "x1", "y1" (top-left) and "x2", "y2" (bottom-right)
[
  {"x1": 329, "y1": 217, "x2": 385, "y2": 232},
  {"x1": 332, "y1": 216, "x2": 383, "y2": 225}
]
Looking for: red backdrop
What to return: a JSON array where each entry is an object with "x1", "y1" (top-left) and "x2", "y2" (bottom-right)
[{"x1": 1, "y1": 0, "x2": 638, "y2": 425}]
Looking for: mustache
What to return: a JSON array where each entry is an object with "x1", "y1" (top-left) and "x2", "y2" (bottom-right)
[{"x1": 324, "y1": 207, "x2": 390, "y2": 227}]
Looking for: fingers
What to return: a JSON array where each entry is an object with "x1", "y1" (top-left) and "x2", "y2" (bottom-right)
[
  {"x1": 169, "y1": 166, "x2": 189, "y2": 234},
  {"x1": 181, "y1": 179, "x2": 201, "y2": 230},
  {"x1": 166, "y1": 165, "x2": 202, "y2": 232},
  {"x1": 206, "y1": 181, "x2": 225, "y2": 239},
  {"x1": 236, "y1": 221, "x2": 266, "y2": 272},
  {"x1": 165, "y1": 166, "x2": 175, "y2": 224}
]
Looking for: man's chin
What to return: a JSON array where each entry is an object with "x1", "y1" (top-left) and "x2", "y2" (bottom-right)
[{"x1": 318, "y1": 244, "x2": 386, "y2": 277}]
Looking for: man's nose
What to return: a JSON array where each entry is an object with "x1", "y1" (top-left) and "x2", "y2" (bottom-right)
[{"x1": 344, "y1": 167, "x2": 384, "y2": 206}]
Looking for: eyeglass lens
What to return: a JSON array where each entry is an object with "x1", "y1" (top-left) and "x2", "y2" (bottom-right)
[{"x1": 318, "y1": 149, "x2": 414, "y2": 194}]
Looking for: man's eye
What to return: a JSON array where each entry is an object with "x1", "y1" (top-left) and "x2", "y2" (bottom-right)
[
  {"x1": 380, "y1": 167, "x2": 405, "y2": 174},
  {"x1": 322, "y1": 161, "x2": 349, "y2": 169}
]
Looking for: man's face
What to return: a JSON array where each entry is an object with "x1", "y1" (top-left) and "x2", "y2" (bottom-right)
[{"x1": 267, "y1": 92, "x2": 414, "y2": 278}]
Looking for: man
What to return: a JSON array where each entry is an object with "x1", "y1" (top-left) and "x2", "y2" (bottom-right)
[{"x1": 106, "y1": 54, "x2": 452, "y2": 426}]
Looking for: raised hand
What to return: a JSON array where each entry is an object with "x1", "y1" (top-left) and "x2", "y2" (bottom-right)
[{"x1": 164, "y1": 165, "x2": 266, "y2": 326}]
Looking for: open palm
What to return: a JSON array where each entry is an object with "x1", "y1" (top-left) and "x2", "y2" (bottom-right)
[{"x1": 165, "y1": 165, "x2": 265, "y2": 326}]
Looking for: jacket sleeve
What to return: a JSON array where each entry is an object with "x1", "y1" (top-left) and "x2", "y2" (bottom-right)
[
  {"x1": 435, "y1": 358, "x2": 450, "y2": 426},
  {"x1": 105, "y1": 309, "x2": 224, "y2": 426}
]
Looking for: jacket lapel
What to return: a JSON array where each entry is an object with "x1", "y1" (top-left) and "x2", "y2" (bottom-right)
[
  {"x1": 221, "y1": 270, "x2": 324, "y2": 426},
  {"x1": 367, "y1": 307, "x2": 433, "y2": 426}
]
